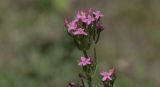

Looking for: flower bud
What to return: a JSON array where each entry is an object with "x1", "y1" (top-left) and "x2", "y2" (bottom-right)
[{"x1": 96, "y1": 24, "x2": 104, "y2": 31}]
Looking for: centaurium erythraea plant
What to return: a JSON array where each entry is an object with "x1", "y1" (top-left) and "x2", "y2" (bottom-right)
[{"x1": 65, "y1": 9, "x2": 117, "y2": 87}]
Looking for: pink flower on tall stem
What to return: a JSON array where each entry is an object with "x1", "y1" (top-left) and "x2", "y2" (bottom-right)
[{"x1": 78, "y1": 57, "x2": 92, "y2": 66}]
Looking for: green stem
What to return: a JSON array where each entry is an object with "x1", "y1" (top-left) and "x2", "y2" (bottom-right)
[
  {"x1": 83, "y1": 50, "x2": 88, "y2": 58},
  {"x1": 93, "y1": 41, "x2": 98, "y2": 76},
  {"x1": 88, "y1": 77, "x2": 92, "y2": 87},
  {"x1": 82, "y1": 50, "x2": 92, "y2": 87},
  {"x1": 103, "y1": 82, "x2": 109, "y2": 87},
  {"x1": 80, "y1": 78, "x2": 85, "y2": 87},
  {"x1": 110, "y1": 80, "x2": 115, "y2": 87},
  {"x1": 94, "y1": 44, "x2": 97, "y2": 64},
  {"x1": 95, "y1": 32, "x2": 100, "y2": 44}
]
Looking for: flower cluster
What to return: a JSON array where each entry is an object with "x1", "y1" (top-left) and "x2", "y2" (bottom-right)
[
  {"x1": 65, "y1": 9, "x2": 104, "y2": 36},
  {"x1": 65, "y1": 9, "x2": 104, "y2": 51}
]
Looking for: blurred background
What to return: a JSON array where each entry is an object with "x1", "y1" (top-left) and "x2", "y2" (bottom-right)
[{"x1": 0, "y1": 0, "x2": 160, "y2": 87}]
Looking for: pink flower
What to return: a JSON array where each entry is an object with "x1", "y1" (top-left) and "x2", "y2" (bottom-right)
[
  {"x1": 100, "y1": 71, "x2": 112, "y2": 81},
  {"x1": 64, "y1": 19, "x2": 79, "y2": 33},
  {"x1": 65, "y1": 9, "x2": 104, "y2": 36},
  {"x1": 100, "y1": 68, "x2": 115, "y2": 81},
  {"x1": 76, "y1": 10, "x2": 95, "y2": 25},
  {"x1": 64, "y1": 19, "x2": 87, "y2": 36},
  {"x1": 78, "y1": 57, "x2": 92, "y2": 66},
  {"x1": 93, "y1": 11, "x2": 104, "y2": 20},
  {"x1": 76, "y1": 10, "x2": 86, "y2": 21},
  {"x1": 83, "y1": 15, "x2": 95, "y2": 25},
  {"x1": 68, "y1": 19, "x2": 78, "y2": 32},
  {"x1": 73, "y1": 28, "x2": 88, "y2": 36}
]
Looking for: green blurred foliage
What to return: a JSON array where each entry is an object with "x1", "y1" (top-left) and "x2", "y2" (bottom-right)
[{"x1": 0, "y1": 0, "x2": 160, "y2": 87}]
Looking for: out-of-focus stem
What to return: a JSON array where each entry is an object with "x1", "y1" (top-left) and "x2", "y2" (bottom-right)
[
  {"x1": 103, "y1": 82, "x2": 109, "y2": 87},
  {"x1": 94, "y1": 43, "x2": 97, "y2": 64},
  {"x1": 95, "y1": 33, "x2": 100, "y2": 44},
  {"x1": 93, "y1": 40, "x2": 97, "y2": 76},
  {"x1": 80, "y1": 78, "x2": 85, "y2": 87},
  {"x1": 82, "y1": 50, "x2": 92, "y2": 87},
  {"x1": 83, "y1": 50, "x2": 88, "y2": 58},
  {"x1": 88, "y1": 77, "x2": 92, "y2": 87},
  {"x1": 110, "y1": 80, "x2": 115, "y2": 87}
]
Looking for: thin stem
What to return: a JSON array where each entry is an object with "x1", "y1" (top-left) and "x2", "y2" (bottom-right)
[
  {"x1": 80, "y1": 78, "x2": 85, "y2": 87},
  {"x1": 95, "y1": 33, "x2": 100, "y2": 44},
  {"x1": 110, "y1": 80, "x2": 115, "y2": 87},
  {"x1": 83, "y1": 50, "x2": 88, "y2": 58},
  {"x1": 93, "y1": 41, "x2": 98, "y2": 76},
  {"x1": 110, "y1": 83, "x2": 113, "y2": 87},
  {"x1": 82, "y1": 50, "x2": 92, "y2": 87},
  {"x1": 93, "y1": 29, "x2": 96, "y2": 41},
  {"x1": 88, "y1": 77, "x2": 92, "y2": 87},
  {"x1": 94, "y1": 44, "x2": 97, "y2": 64},
  {"x1": 102, "y1": 82, "x2": 109, "y2": 87}
]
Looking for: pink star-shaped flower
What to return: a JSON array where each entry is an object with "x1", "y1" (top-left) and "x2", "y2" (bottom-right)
[
  {"x1": 100, "y1": 70, "x2": 112, "y2": 81},
  {"x1": 83, "y1": 15, "x2": 95, "y2": 25},
  {"x1": 93, "y1": 11, "x2": 104, "y2": 20},
  {"x1": 76, "y1": 10, "x2": 86, "y2": 21},
  {"x1": 64, "y1": 19, "x2": 79, "y2": 33},
  {"x1": 78, "y1": 57, "x2": 92, "y2": 66},
  {"x1": 100, "y1": 68, "x2": 115, "y2": 81},
  {"x1": 68, "y1": 19, "x2": 78, "y2": 32},
  {"x1": 73, "y1": 28, "x2": 88, "y2": 36}
]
